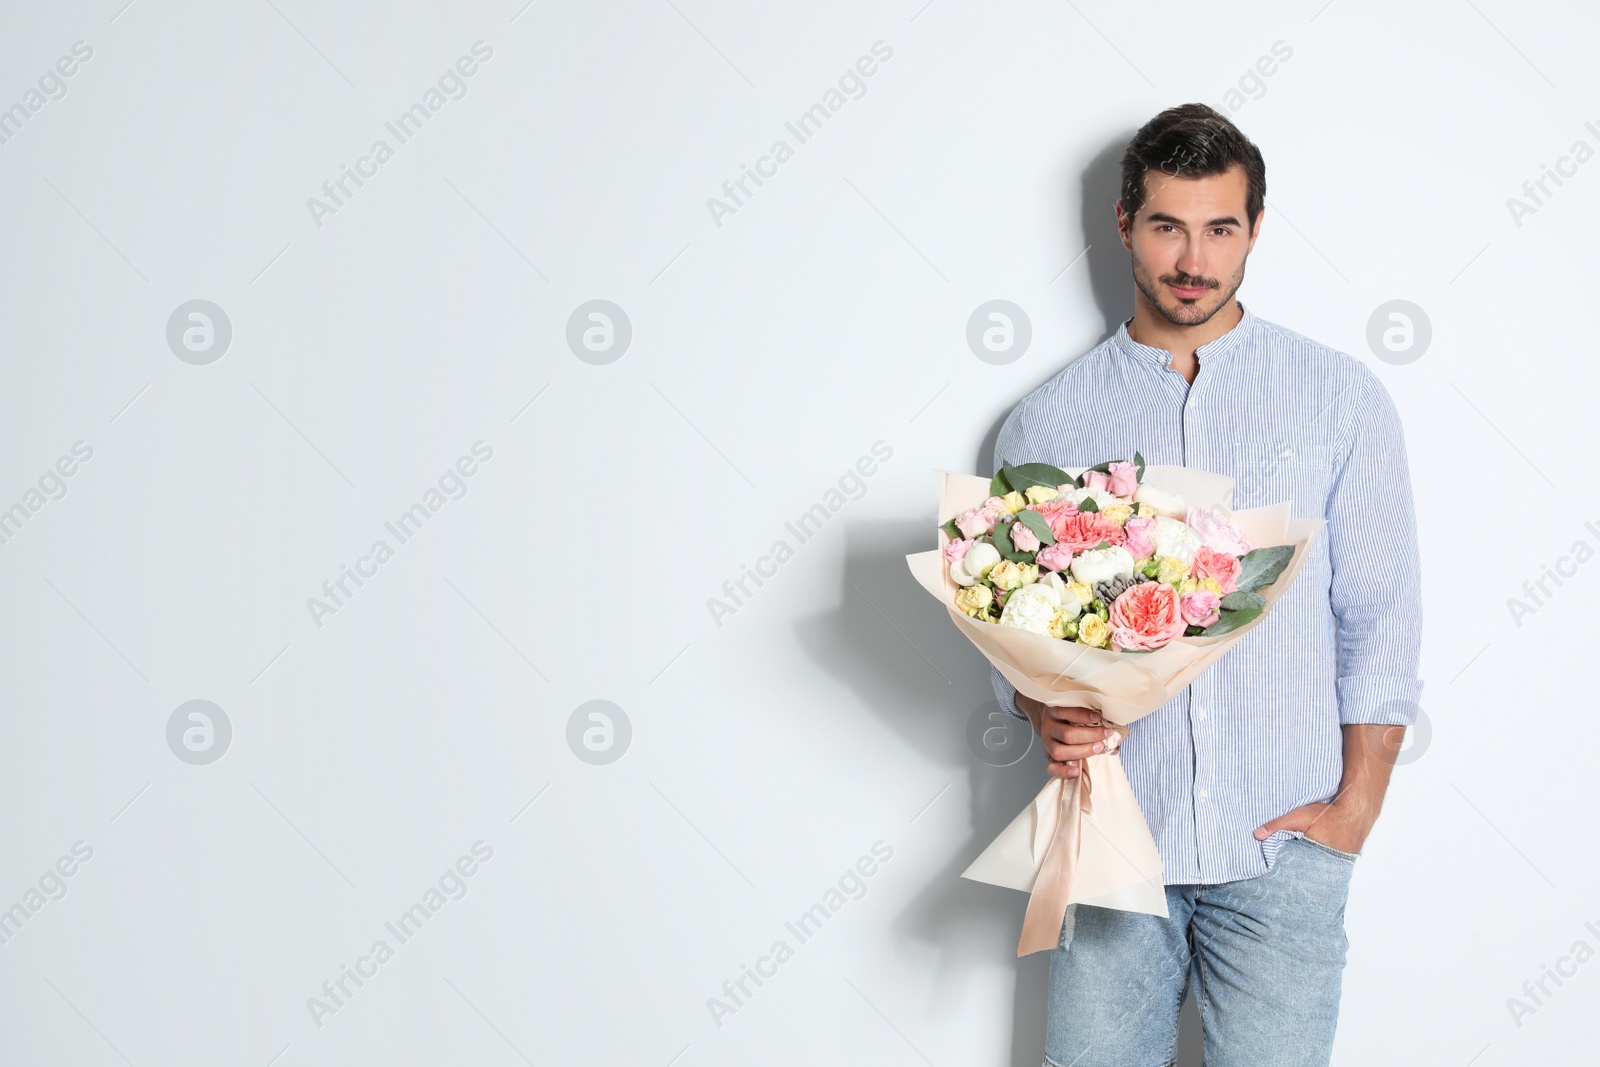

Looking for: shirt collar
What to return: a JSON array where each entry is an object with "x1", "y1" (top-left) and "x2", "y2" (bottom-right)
[{"x1": 1112, "y1": 300, "x2": 1257, "y2": 369}]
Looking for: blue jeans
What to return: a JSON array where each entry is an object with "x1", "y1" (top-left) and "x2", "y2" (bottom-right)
[{"x1": 1044, "y1": 834, "x2": 1357, "y2": 1067}]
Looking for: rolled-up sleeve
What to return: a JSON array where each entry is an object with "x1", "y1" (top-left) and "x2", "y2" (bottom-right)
[
  {"x1": 989, "y1": 405, "x2": 1030, "y2": 721},
  {"x1": 1327, "y1": 367, "x2": 1424, "y2": 726}
]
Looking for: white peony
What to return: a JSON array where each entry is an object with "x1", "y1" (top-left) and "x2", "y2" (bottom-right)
[
  {"x1": 949, "y1": 557, "x2": 977, "y2": 586},
  {"x1": 1069, "y1": 545, "x2": 1135, "y2": 586},
  {"x1": 1040, "y1": 571, "x2": 1082, "y2": 618},
  {"x1": 998, "y1": 584, "x2": 1060, "y2": 635},
  {"x1": 1150, "y1": 516, "x2": 1201, "y2": 564},
  {"x1": 963, "y1": 541, "x2": 1000, "y2": 580},
  {"x1": 1134, "y1": 483, "x2": 1187, "y2": 518}
]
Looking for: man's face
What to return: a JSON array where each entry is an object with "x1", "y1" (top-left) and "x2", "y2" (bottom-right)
[{"x1": 1117, "y1": 164, "x2": 1260, "y2": 327}]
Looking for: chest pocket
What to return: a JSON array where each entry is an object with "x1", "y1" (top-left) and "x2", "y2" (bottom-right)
[{"x1": 1230, "y1": 440, "x2": 1336, "y2": 517}]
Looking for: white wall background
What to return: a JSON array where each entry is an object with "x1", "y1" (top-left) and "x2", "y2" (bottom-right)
[{"x1": 1, "y1": 1, "x2": 1595, "y2": 1064}]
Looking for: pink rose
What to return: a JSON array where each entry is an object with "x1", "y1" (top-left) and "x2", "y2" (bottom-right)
[
  {"x1": 943, "y1": 538, "x2": 973, "y2": 562},
  {"x1": 1185, "y1": 505, "x2": 1255, "y2": 556},
  {"x1": 1036, "y1": 543, "x2": 1074, "y2": 572},
  {"x1": 1106, "y1": 460, "x2": 1139, "y2": 497},
  {"x1": 1108, "y1": 581, "x2": 1187, "y2": 651},
  {"x1": 1123, "y1": 515, "x2": 1157, "y2": 561},
  {"x1": 1190, "y1": 546, "x2": 1243, "y2": 593},
  {"x1": 1051, "y1": 512, "x2": 1127, "y2": 553},
  {"x1": 1011, "y1": 521, "x2": 1040, "y2": 553},
  {"x1": 1180, "y1": 590, "x2": 1221, "y2": 628},
  {"x1": 1083, "y1": 461, "x2": 1139, "y2": 499},
  {"x1": 954, "y1": 507, "x2": 994, "y2": 538}
]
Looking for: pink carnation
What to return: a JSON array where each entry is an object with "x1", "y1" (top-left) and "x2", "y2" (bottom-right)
[
  {"x1": 1036, "y1": 543, "x2": 1074, "y2": 572},
  {"x1": 1108, "y1": 581, "x2": 1187, "y2": 651},
  {"x1": 943, "y1": 538, "x2": 973, "y2": 562},
  {"x1": 1051, "y1": 511, "x2": 1127, "y2": 553},
  {"x1": 1190, "y1": 546, "x2": 1243, "y2": 593},
  {"x1": 1123, "y1": 515, "x2": 1158, "y2": 560},
  {"x1": 1180, "y1": 590, "x2": 1221, "y2": 628}
]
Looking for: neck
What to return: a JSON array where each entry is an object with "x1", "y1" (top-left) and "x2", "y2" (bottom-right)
[{"x1": 1127, "y1": 296, "x2": 1243, "y2": 385}]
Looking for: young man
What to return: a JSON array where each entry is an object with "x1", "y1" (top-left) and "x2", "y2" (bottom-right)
[{"x1": 989, "y1": 104, "x2": 1421, "y2": 1066}]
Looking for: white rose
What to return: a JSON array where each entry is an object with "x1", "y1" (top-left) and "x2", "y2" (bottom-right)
[
  {"x1": 1069, "y1": 545, "x2": 1135, "y2": 586},
  {"x1": 1151, "y1": 516, "x2": 1201, "y2": 564},
  {"x1": 998, "y1": 584, "x2": 1060, "y2": 635},
  {"x1": 964, "y1": 541, "x2": 1000, "y2": 580},
  {"x1": 949, "y1": 556, "x2": 977, "y2": 586},
  {"x1": 1134, "y1": 483, "x2": 1186, "y2": 518}
]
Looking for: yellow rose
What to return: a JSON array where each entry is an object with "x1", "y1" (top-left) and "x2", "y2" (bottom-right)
[
  {"x1": 999, "y1": 490, "x2": 1027, "y2": 515},
  {"x1": 1198, "y1": 576, "x2": 1223, "y2": 595},
  {"x1": 1048, "y1": 610, "x2": 1079, "y2": 640},
  {"x1": 988, "y1": 559, "x2": 1024, "y2": 591},
  {"x1": 1101, "y1": 503, "x2": 1133, "y2": 526},
  {"x1": 1137, "y1": 501, "x2": 1156, "y2": 518},
  {"x1": 1067, "y1": 581, "x2": 1094, "y2": 607},
  {"x1": 1077, "y1": 614, "x2": 1111, "y2": 648},
  {"x1": 1155, "y1": 555, "x2": 1189, "y2": 585},
  {"x1": 1024, "y1": 485, "x2": 1059, "y2": 504},
  {"x1": 1018, "y1": 562, "x2": 1039, "y2": 585},
  {"x1": 1176, "y1": 578, "x2": 1198, "y2": 596},
  {"x1": 955, "y1": 584, "x2": 993, "y2": 618}
]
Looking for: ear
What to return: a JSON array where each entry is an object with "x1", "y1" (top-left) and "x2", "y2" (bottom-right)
[{"x1": 1115, "y1": 200, "x2": 1133, "y2": 251}]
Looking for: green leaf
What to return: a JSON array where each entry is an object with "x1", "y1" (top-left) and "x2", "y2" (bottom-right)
[
  {"x1": 990, "y1": 472, "x2": 1011, "y2": 497},
  {"x1": 939, "y1": 518, "x2": 961, "y2": 541},
  {"x1": 1001, "y1": 461, "x2": 1073, "y2": 492},
  {"x1": 1133, "y1": 450, "x2": 1146, "y2": 482},
  {"x1": 1078, "y1": 496, "x2": 1100, "y2": 513},
  {"x1": 993, "y1": 521, "x2": 1033, "y2": 562},
  {"x1": 1015, "y1": 509, "x2": 1056, "y2": 545},
  {"x1": 1201, "y1": 606, "x2": 1263, "y2": 636},
  {"x1": 1235, "y1": 545, "x2": 1294, "y2": 593},
  {"x1": 1219, "y1": 590, "x2": 1265, "y2": 612}
]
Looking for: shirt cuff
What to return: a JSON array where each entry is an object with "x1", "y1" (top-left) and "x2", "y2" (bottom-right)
[
  {"x1": 1337, "y1": 674, "x2": 1424, "y2": 726},
  {"x1": 991, "y1": 664, "x2": 1026, "y2": 721}
]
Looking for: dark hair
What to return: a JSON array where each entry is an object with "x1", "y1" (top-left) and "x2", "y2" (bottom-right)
[{"x1": 1119, "y1": 103, "x2": 1266, "y2": 230}]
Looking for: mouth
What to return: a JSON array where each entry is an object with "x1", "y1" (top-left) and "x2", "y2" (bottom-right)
[{"x1": 1168, "y1": 283, "x2": 1212, "y2": 298}]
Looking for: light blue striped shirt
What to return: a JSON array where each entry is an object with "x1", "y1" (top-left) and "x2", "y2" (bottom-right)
[{"x1": 989, "y1": 301, "x2": 1422, "y2": 884}]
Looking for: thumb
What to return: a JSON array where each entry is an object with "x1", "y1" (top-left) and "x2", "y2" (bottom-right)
[{"x1": 1253, "y1": 804, "x2": 1319, "y2": 840}]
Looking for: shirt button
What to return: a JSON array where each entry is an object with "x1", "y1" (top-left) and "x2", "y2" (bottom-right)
[
  {"x1": 1194, "y1": 706, "x2": 1207, "y2": 720},
  {"x1": 1186, "y1": 396, "x2": 1197, "y2": 409},
  {"x1": 1198, "y1": 789, "x2": 1209, "y2": 801}
]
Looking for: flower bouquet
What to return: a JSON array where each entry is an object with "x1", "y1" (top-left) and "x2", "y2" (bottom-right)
[{"x1": 905, "y1": 455, "x2": 1325, "y2": 956}]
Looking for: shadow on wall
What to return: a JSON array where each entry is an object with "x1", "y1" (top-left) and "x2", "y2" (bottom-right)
[{"x1": 791, "y1": 136, "x2": 1208, "y2": 1066}]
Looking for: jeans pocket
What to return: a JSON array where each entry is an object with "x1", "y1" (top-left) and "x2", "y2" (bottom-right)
[{"x1": 1297, "y1": 832, "x2": 1359, "y2": 863}]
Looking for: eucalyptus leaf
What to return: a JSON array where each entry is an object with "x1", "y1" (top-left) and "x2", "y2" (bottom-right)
[
  {"x1": 1078, "y1": 496, "x2": 1100, "y2": 513},
  {"x1": 1201, "y1": 606, "x2": 1262, "y2": 636},
  {"x1": 1236, "y1": 545, "x2": 1294, "y2": 593},
  {"x1": 1015, "y1": 509, "x2": 1056, "y2": 545},
  {"x1": 939, "y1": 518, "x2": 961, "y2": 541},
  {"x1": 1133, "y1": 450, "x2": 1146, "y2": 482},
  {"x1": 1219, "y1": 590, "x2": 1265, "y2": 612},
  {"x1": 1002, "y1": 460, "x2": 1073, "y2": 492},
  {"x1": 992, "y1": 521, "x2": 1025, "y2": 561},
  {"x1": 990, "y1": 472, "x2": 1011, "y2": 497}
]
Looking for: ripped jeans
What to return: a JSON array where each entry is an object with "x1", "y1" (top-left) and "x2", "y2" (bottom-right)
[{"x1": 1044, "y1": 833, "x2": 1357, "y2": 1067}]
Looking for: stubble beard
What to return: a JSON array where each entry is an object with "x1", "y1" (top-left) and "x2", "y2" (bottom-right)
[{"x1": 1131, "y1": 251, "x2": 1246, "y2": 328}]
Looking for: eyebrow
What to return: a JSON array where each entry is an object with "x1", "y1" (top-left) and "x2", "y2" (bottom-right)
[{"x1": 1145, "y1": 211, "x2": 1244, "y2": 229}]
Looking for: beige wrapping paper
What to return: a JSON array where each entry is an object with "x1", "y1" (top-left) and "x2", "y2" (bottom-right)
[{"x1": 906, "y1": 466, "x2": 1325, "y2": 956}]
